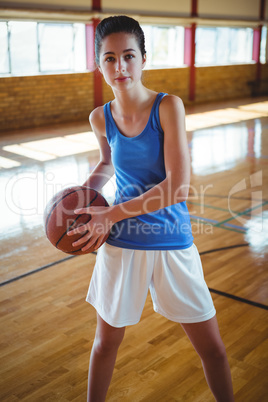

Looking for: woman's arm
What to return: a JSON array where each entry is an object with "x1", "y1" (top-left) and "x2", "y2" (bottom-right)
[
  {"x1": 83, "y1": 107, "x2": 114, "y2": 191},
  {"x1": 68, "y1": 95, "x2": 191, "y2": 251},
  {"x1": 110, "y1": 95, "x2": 190, "y2": 221}
]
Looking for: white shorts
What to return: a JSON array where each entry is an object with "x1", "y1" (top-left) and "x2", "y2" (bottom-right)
[{"x1": 86, "y1": 243, "x2": 216, "y2": 327}]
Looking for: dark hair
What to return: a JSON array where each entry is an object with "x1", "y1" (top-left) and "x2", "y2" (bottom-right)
[{"x1": 95, "y1": 15, "x2": 146, "y2": 66}]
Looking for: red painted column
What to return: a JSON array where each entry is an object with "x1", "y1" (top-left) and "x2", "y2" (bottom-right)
[
  {"x1": 253, "y1": 27, "x2": 262, "y2": 81},
  {"x1": 92, "y1": 0, "x2": 101, "y2": 10},
  {"x1": 85, "y1": 0, "x2": 102, "y2": 108},
  {"x1": 189, "y1": 23, "x2": 196, "y2": 102},
  {"x1": 85, "y1": 22, "x2": 95, "y2": 72},
  {"x1": 185, "y1": 0, "x2": 197, "y2": 102},
  {"x1": 252, "y1": 0, "x2": 265, "y2": 82},
  {"x1": 184, "y1": 27, "x2": 191, "y2": 66},
  {"x1": 192, "y1": 0, "x2": 197, "y2": 17},
  {"x1": 85, "y1": 19, "x2": 103, "y2": 108}
]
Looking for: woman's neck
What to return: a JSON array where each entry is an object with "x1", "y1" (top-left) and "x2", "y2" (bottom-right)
[{"x1": 111, "y1": 84, "x2": 156, "y2": 118}]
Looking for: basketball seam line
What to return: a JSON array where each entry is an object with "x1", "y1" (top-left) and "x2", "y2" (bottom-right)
[
  {"x1": 45, "y1": 189, "x2": 78, "y2": 234},
  {"x1": 55, "y1": 190, "x2": 99, "y2": 252}
]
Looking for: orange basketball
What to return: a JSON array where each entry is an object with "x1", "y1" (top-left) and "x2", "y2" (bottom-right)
[{"x1": 44, "y1": 186, "x2": 110, "y2": 255}]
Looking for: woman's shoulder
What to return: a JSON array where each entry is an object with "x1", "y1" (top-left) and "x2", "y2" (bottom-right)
[
  {"x1": 89, "y1": 106, "x2": 106, "y2": 137},
  {"x1": 159, "y1": 94, "x2": 185, "y2": 125},
  {"x1": 160, "y1": 94, "x2": 184, "y2": 110}
]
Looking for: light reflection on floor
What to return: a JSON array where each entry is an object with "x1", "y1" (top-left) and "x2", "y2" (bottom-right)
[
  {"x1": 1, "y1": 156, "x2": 97, "y2": 233},
  {"x1": 185, "y1": 101, "x2": 268, "y2": 131},
  {"x1": 190, "y1": 117, "x2": 267, "y2": 175},
  {"x1": 245, "y1": 211, "x2": 268, "y2": 254},
  {"x1": 2, "y1": 132, "x2": 99, "y2": 163},
  {"x1": 191, "y1": 124, "x2": 249, "y2": 175},
  {"x1": 1, "y1": 100, "x2": 267, "y2": 171},
  {"x1": 1, "y1": 98, "x2": 268, "y2": 262}
]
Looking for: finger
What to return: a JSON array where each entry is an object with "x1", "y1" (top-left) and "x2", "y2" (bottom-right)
[
  {"x1": 94, "y1": 234, "x2": 106, "y2": 250},
  {"x1": 67, "y1": 224, "x2": 88, "y2": 236},
  {"x1": 74, "y1": 208, "x2": 89, "y2": 214},
  {"x1": 81, "y1": 237, "x2": 98, "y2": 252},
  {"x1": 72, "y1": 232, "x2": 90, "y2": 247}
]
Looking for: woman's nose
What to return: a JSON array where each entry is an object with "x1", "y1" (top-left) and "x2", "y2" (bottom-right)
[{"x1": 116, "y1": 59, "x2": 126, "y2": 73}]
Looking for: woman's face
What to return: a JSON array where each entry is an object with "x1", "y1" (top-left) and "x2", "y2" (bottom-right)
[{"x1": 99, "y1": 32, "x2": 146, "y2": 92}]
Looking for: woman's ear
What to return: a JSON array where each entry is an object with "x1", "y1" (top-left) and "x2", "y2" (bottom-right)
[
  {"x1": 142, "y1": 53, "x2": 146, "y2": 69},
  {"x1": 98, "y1": 65, "x2": 103, "y2": 74}
]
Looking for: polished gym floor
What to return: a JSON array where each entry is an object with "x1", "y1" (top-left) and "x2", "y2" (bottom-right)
[{"x1": 0, "y1": 96, "x2": 267, "y2": 401}]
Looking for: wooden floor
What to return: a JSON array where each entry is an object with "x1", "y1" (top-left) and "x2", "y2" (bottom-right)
[{"x1": 0, "y1": 97, "x2": 267, "y2": 401}]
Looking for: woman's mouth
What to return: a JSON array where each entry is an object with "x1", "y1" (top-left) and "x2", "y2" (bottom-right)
[{"x1": 115, "y1": 76, "x2": 129, "y2": 82}]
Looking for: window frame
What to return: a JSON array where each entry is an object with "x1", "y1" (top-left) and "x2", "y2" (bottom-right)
[
  {"x1": 0, "y1": 20, "x2": 86, "y2": 77},
  {"x1": 195, "y1": 25, "x2": 255, "y2": 67}
]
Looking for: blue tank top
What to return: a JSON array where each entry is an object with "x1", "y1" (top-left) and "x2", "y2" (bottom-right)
[{"x1": 104, "y1": 92, "x2": 193, "y2": 250}]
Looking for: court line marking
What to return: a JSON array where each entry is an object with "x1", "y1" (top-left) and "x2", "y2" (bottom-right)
[
  {"x1": 187, "y1": 201, "x2": 230, "y2": 212},
  {"x1": 215, "y1": 201, "x2": 267, "y2": 227},
  {"x1": 188, "y1": 199, "x2": 268, "y2": 214},
  {"x1": 209, "y1": 288, "x2": 268, "y2": 311},
  {"x1": 1, "y1": 246, "x2": 267, "y2": 311},
  {"x1": 222, "y1": 222, "x2": 247, "y2": 230},
  {"x1": 188, "y1": 193, "x2": 268, "y2": 202},
  {"x1": 201, "y1": 243, "x2": 268, "y2": 310},
  {"x1": 0, "y1": 255, "x2": 76, "y2": 287},
  {"x1": 190, "y1": 199, "x2": 268, "y2": 232},
  {"x1": 3, "y1": 243, "x2": 249, "y2": 287},
  {"x1": 190, "y1": 216, "x2": 245, "y2": 233},
  {"x1": 188, "y1": 200, "x2": 268, "y2": 216},
  {"x1": 190, "y1": 215, "x2": 219, "y2": 224},
  {"x1": 199, "y1": 243, "x2": 249, "y2": 255}
]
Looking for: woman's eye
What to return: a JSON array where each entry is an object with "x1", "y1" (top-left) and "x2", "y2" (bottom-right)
[
  {"x1": 125, "y1": 54, "x2": 134, "y2": 60},
  {"x1": 106, "y1": 57, "x2": 114, "y2": 62}
]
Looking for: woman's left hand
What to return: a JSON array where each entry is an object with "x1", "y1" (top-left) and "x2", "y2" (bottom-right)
[{"x1": 67, "y1": 206, "x2": 115, "y2": 252}]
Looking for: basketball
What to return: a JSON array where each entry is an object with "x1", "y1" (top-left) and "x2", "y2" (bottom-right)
[{"x1": 44, "y1": 186, "x2": 110, "y2": 255}]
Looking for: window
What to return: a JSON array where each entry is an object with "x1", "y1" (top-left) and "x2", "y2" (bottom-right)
[
  {"x1": 39, "y1": 23, "x2": 74, "y2": 72},
  {"x1": 0, "y1": 22, "x2": 9, "y2": 74},
  {"x1": 196, "y1": 27, "x2": 253, "y2": 66},
  {"x1": 9, "y1": 21, "x2": 38, "y2": 75},
  {"x1": 0, "y1": 21, "x2": 86, "y2": 76},
  {"x1": 141, "y1": 25, "x2": 184, "y2": 69},
  {"x1": 260, "y1": 26, "x2": 267, "y2": 64}
]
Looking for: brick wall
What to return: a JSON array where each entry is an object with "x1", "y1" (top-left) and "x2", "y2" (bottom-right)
[
  {"x1": 259, "y1": 64, "x2": 268, "y2": 96},
  {"x1": 262, "y1": 64, "x2": 268, "y2": 80},
  {"x1": 0, "y1": 72, "x2": 94, "y2": 132},
  {"x1": 195, "y1": 64, "x2": 257, "y2": 102},
  {"x1": 143, "y1": 67, "x2": 189, "y2": 102},
  {"x1": 102, "y1": 67, "x2": 190, "y2": 105},
  {"x1": 0, "y1": 64, "x2": 261, "y2": 132},
  {"x1": 102, "y1": 64, "x2": 257, "y2": 105}
]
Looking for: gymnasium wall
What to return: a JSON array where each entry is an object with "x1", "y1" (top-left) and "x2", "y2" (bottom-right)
[
  {"x1": 102, "y1": 0, "x2": 191, "y2": 16},
  {"x1": 102, "y1": 68, "x2": 190, "y2": 105},
  {"x1": 198, "y1": 0, "x2": 261, "y2": 21},
  {"x1": 194, "y1": 64, "x2": 257, "y2": 103},
  {"x1": 0, "y1": 73, "x2": 94, "y2": 131},
  {"x1": 1, "y1": 0, "x2": 266, "y2": 20},
  {"x1": 0, "y1": 0, "x2": 93, "y2": 11},
  {"x1": 0, "y1": 0, "x2": 267, "y2": 131},
  {"x1": 2, "y1": 64, "x2": 266, "y2": 132}
]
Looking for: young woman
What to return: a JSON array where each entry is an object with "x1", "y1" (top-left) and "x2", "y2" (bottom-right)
[{"x1": 68, "y1": 15, "x2": 234, "y2": 402}]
